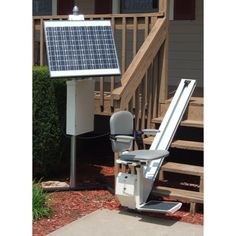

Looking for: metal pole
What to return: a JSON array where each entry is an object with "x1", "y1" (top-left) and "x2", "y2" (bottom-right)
[
  {"x1": 68, "y1": 6, "x2": 84, "y2": 189},
  {"x1": 70, "y1": 135, "x2": 77, "y2": 188},
  {"x1": 69, "y1": 6, "x2": 79, "y2": 189}
]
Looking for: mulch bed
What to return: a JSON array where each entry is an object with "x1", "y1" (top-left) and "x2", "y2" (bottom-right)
[
  {"x1": 33, "y1": 189, "x2": 120, "y2": 236},
  {"x1": 33, "y1": 161, "x2": 203, "y2": 236}
]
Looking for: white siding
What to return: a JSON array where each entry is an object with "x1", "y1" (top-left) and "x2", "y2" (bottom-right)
[{"x1": 168, "y1": 0, "x2": 203, "y2": 87}]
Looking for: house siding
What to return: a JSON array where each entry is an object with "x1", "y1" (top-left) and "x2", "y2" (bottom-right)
[
  {"x1": 168, "y1": 0, "x2": 203, "y2": 87},
  {"x1": 74, "y1": 0, "x2": 95, "y2": 14}
]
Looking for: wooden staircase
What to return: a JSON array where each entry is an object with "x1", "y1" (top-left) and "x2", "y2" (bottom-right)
[{"x1": 144, "y1": 97, "x2": 204, "y2": 214}]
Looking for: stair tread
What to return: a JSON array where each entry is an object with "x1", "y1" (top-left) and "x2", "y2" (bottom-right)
[
  {"x1": 152, "y1": 117, "x2": 203, "y2": 128},
  {"x1": 171, "y1": 140, "x2": 204, "y2": 151},
  {"x1": 166, "y1": 97, "x2": 203, "y2": 106},
  {"x1": 152, "y1": 186, "x2": 203, "y2": 203},
  {"x1": 143, "y1": 137, "x2": 203, "y2": 151},
  {"x1": 161, "y1": 162, "x2": 203, "y2": 176}
]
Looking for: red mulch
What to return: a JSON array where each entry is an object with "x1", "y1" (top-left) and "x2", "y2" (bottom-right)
[
  {"x1": 33, "y1": 163, "x2": 203, "y2": 236},
  {"x1": 33, "y1": 190, "x2": 120, "y2": 236}
]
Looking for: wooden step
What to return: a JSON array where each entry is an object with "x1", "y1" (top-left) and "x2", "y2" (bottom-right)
[
  {"x1": 161, "y1": 162, "x2": 203, "y2": 177},
  {"x1": 152, "y1": 186, "x2": 203, "y2": 204},
  {"x1": 171, "y1": 140, "x2": 203, "y2": 151},
  {"x1": 152, "y1": 117, "x2": 204, "y2": 128},
  {"x1": 143, "y1": 137, "x2": 203, "y2": 151},
  {"x1": 160, "y1": 97, "x2": 203, "y2": 121},
  {"x1": 165, "y1": 97, "x2": 203, "y2": 106}
]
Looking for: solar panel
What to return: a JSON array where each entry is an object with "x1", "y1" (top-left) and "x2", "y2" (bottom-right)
[{"x1": 44, "y1": 20, "x2": 120, "y2": 78}]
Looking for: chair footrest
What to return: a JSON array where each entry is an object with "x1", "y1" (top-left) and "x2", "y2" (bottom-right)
[{"x1": 138, "y1": 200, "x2": 182, "y2": 213}]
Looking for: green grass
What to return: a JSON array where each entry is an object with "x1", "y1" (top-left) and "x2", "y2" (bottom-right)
[{"x1": 33, "y1": 181, "x2": 52, "y2": 220}]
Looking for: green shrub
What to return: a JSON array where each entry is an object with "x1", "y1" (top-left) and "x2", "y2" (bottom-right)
[
  {"x1": 32, "y1": 181, "x2": 51, "y2": 220},
  {"x1": 33, "y1": 66, "x2": 68, "y2": 177}
]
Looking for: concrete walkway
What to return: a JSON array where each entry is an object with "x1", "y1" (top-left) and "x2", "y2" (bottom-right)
[{"x1": 48, "y1": 209, "x2": 203, "y2": 236}]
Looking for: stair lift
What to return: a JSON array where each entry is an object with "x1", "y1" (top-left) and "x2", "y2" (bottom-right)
[{"x1": 110, "y1": 79, "x2": 196, "y2": 213}]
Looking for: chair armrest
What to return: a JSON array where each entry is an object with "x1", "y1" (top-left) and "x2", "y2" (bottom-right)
[
  {"x1": 113, "y1": 135, "x2": 134, "y2": 143},
  {"x1": 142, "y1": 129, "x2": 160, "y2": 136},
  {"x1": 116, "y1": 159, "x2": 140, "y2": 166},
  {"x1": 120, "y1": 150, "x2": 169, "y2": 162}
]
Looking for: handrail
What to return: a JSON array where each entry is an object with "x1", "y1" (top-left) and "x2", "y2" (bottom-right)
[
  {"x1": 33, "y1": 12, "x2": 164, "y2": 20},
  {"x1": 112, "y1": 17, "x2": 167, "y2": 110}
]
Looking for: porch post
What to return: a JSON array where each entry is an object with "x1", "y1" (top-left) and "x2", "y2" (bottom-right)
[
  {"x1": 158, "y1": 0, "x2": 169, "y2": 105},
  {"x1": 158, "y1": 31, "x2": 169, "y2": 104},
  {"x1": 159, "y1": 0, "x2": 169, "y2": 15}
]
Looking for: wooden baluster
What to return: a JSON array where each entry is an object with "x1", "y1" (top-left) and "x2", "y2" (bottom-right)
[
  {"x1": 148, "y1": 17, "x2": 155, "y2": 124},
  {"x1": 110, "y1": 17, "x2": 116, "y2": 111},
  {"x1": 131, "y1": 16, "x2": 138, "y2": 113},
  {"x1": 147, "y1": 62, "x2": 154, "y2": 128},
  {"x1": 40, "y1": 18, "x2": 44, "y2": 66},
  {"x1": 121, "y1": 17, "x2": 126, "y2": 75},
  {"x1": 134, "y1": 86, "x2": 140, "y2": 131},
  {"x1": 141, "y1": 17, "x2": 149, "y2": 129},
  {"x1": 158, "y1": 40, "x2": 168, "y2": 105},
  {"x1": 159, "y1": 0, "x2": 169, "y2": 103},
  {"x1": 153, "y1": 53, "x2": 159, "y2": 118},
  {"x1": 133, "y1": 17, "x2": 138, "y2": 58}
]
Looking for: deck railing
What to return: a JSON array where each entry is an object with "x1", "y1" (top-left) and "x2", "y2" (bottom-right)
[
  {"x1": 32, "y1": 0, "x2": 169, "y2": 130},
  {"x1": 112, "y1": 17, "x2": 168, "y2": 129}
]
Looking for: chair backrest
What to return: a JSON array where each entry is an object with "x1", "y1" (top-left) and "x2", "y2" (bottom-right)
[{"x1": 110, "y1": 111, "x2": 134, "y2": 153}]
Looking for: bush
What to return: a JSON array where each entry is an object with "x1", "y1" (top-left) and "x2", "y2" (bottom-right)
[
  {"x1": 32, "y1": 181, "x2": 51, "y2": 220},
  {"x1": 33, "y1": 66, "x2": 68, "y2": 177}
]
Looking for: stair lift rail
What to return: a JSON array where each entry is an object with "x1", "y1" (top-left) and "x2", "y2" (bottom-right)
[{"x1": 143, "y1": 79, "x2": 197, "y2": 201}]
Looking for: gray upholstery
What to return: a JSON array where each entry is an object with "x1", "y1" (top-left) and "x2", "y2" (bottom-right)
[
  {"x1": 120, "y1": 150, "x2": 169, "y2": 162},
  {"x1": 110, "y1": 111, "x2": 169, "y2": 162},
  {"x1": 110, "y1": 111, "x2": 134, "y2": 153}
]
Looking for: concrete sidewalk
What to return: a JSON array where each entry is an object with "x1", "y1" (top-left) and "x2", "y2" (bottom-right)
[{"x1": 48, "y1": 209, "x2": 203, "y2": 236}]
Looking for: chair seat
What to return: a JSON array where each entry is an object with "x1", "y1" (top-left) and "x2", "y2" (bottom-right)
[{"x1": 120, "y1": 150, "x2": 169, "y2": 162}]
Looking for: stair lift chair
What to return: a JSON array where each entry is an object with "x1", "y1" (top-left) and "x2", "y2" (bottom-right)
[
  {"x1": 110, "y1": 111, "x2": 182, "y2": 213},
  {"x1": 109, "y1": 79, "x2": 196, "y2": 213}
]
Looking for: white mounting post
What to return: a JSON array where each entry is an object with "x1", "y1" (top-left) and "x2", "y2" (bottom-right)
[{"x1": 66, "y1": 79, "x2": 95, "y2": 188}]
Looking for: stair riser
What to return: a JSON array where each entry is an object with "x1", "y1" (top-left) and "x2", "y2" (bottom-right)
[
  {"x1": 159, "y1": 103, "x2": 203, "y2": 121},
  {"x1": 152, "y1": 186, "x2": 204, "y2": 204},
  {"x1": 187, "y1": 105, "x2": 203, "y2": 121},
  {"x1": 161, "y1": 162, "x2": 203, "y2": 177}
]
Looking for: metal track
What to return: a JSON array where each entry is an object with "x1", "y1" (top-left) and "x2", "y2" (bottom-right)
[{"x1": 142, "y1": 79, "x2": 196, "y2": 202}]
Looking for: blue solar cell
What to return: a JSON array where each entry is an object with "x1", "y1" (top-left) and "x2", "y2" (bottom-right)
[{"x1": 44, "y1": 20, "x2": 120, "y2": 77}]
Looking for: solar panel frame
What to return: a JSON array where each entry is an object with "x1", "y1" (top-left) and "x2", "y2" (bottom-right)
[{"x1": 44, "y1": 20, "x2": 120, "y2": 78}]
